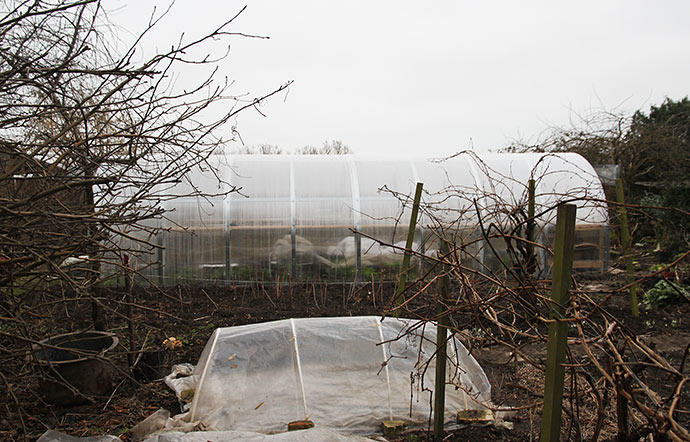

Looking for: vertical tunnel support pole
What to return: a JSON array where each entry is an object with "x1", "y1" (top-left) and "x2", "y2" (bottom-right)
[
  {"x1": 224, "y1": 158, "x2": 234, "y2": 282},
  {"x1": 156, "y1": 231, "x2": 164, "y2": 286},
  {"x1": 225, "y1": 226, "x2": 231, "y2": 282},
  {"x1": 289, "y1": 160, "x2": 297, "y2": 277}
]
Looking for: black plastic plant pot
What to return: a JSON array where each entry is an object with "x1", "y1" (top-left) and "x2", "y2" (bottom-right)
[
  {"x1": 33, "y1": 330, "x2": 119, "y2": 406},
  {"x1": 133, "y1": 348, "x2": 167, "y2": 383}
]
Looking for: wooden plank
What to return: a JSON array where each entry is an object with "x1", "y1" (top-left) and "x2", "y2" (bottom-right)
[
  {"x1": 540, "y1": 203, "x2": 576, "y2": 442},
  {"x1": 572, "y1": 260, "x2": 604, "y2": 269},
  {"x1": 574, "y1": 224, "x2": 608, "y2": 231}
]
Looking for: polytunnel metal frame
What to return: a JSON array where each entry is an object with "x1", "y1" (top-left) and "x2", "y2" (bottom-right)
[{"x1": 146, "y1": 153, "x2": 609, "y2": 284}]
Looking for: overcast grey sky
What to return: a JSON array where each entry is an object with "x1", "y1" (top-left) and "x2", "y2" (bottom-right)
[{"x1": 108, "y1": 1, "x2": 690, "y2": 156}]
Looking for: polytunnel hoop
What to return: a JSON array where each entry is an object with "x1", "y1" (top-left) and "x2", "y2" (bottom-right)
[
  {"x1": 290, "y1": 318, "x2": 309, "y2": 420},
  {"x1": 223, "y1": 155, "x2": 234, "y2": 281},
  {"x1": 189, "y1": 329, "x2": 220, "y2": 421},
  {"x1": 347, "y1": 157, "x2": 362, "y2": 281},
  {"x1": 375, "y1": 318, "x2": 394, "y2": 421}
]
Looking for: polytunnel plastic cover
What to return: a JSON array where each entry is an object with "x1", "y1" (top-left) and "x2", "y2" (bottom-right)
[
  {"x1": 188, "y1": 316, "x2": 492, "y2": 434},
  {"x1": 121, "y1": 152, "x2": 609, "y2": 283}
]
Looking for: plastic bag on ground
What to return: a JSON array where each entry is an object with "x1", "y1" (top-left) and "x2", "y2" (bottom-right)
[{"x1": 164, "y1": 363, "x2": 196, "y2": 412}]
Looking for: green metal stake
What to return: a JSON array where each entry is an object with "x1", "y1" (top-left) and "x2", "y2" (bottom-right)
[
  {"x1": 526, "y1": 179, "x2": 536, "y2": 275},
  {"x1": 433, "y1": 240, "x2": 450, "y2": 441},
  {"x1": 393, "y1": 182, "x2": 424, "y2": 317},
  {"x1": 540, "y1": 203, "x2": 576, "y2": 442},
  {"x1": 615, "y1": 178, "x2": 639, "y2": 317}
]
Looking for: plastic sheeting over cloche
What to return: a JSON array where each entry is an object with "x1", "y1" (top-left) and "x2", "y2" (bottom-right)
[
  {"x1": 124, "y1": 152, "x2": 609, "y2": 283},
  {"x1": 187, "y1": 317, "x2": 492, "y2": 434}
]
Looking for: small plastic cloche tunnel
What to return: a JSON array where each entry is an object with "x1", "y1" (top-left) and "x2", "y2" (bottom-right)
[{"x1": 186, "y1": 316, "x2": 492, "y2": 434}]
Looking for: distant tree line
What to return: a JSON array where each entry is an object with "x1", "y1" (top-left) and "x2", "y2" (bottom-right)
[{"x1": 231, "y1": 139, "x2": 352, "y2": 155}]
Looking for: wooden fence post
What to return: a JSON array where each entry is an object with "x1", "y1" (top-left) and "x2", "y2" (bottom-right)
[
  {"x1": 433, "y1": 240, "x2": 450, "y2": 441},
  {"x1": 393, "y1": 182, "x2": 424, "y2": 317},
  {"x1": 615, "y1": 178, "x2": 640, "y2": 317},
  {"x1": 540, "y1": 203, "x2": 576, "y2": 442}
]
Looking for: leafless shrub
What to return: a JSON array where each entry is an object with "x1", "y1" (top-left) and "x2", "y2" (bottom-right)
[{"x1": 0, "y1": 1, "x2": 289, "y2": 437}]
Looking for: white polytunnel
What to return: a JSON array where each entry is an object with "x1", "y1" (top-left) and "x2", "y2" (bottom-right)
[
  {"x1": 186, "y1": 316, "x2": 492, "y2": 434},
  {"x1": 121, "y1": 152, "x2": 609, "y2": 283}
]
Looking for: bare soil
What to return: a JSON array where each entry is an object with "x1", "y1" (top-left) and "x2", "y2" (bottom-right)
[{"x1": 2, "y1": 273, "x2": 689, "y2": 441}]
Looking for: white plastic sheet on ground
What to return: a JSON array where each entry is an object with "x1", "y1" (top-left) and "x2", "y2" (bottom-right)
[
  {"x1": 37, "y1": 430, "x2": 123, "y2": 442},
  {"x1": 187, "y1": 316, "x2": 492, "y2": 434},
  {"x1": 143, "y1": 428, "x2": 380, "y2": 442}
]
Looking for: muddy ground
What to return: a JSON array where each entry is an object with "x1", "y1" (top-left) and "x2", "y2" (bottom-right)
[{"x1": 1, "y1": 270, "x2": 689, "y2": 441}]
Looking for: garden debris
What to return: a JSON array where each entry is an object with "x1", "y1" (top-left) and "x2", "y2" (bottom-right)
[
  {"x1": 287, "y1": 420, "x2": 315, "y2": 431},
  {"x1": 381, "y1": 419, "x2": 405, "y2": 436},
  {"x1": 163, "y1": 364, "x2": 196, "y2": 413},
  {"x1": 131, "y1": 409, "x2": 171, "y2": 442}
]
